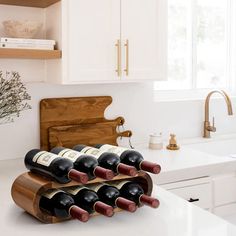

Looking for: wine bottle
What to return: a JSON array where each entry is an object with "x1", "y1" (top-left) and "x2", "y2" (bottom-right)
[
  {"x1": 51, "y1": 147, "x2": 114, "y2": 180},
  {"x1": 66, "y1": 186, "x2": 114, "y2": 217},
  {"x1": 39, "y1": 189, "x2": 90, "y2": 222},
  {"x1": 92, "y1": 183, "x2": 137, "y2": 212},
  {"x1": 112, "y1": 181, "x2": 160, "y2": 208},
  {"x1": 95, "y1": 144, "x2": 161, "y2": 174},
  {"x1": 73, "y1": 145, "x2": 137, "y2": 177},
  {"x1": 24, "y1": 149, "x2": 88, "y2": 184}
]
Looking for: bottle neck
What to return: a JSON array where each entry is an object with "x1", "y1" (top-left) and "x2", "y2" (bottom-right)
[{"x1": 68, "y1": 205, "x2": 90, "y2": 222}]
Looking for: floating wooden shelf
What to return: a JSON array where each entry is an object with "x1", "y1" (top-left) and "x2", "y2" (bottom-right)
[
  {"x1": 0, "y1": 0, "x2": 60, "y2": 8},
  {"x1": 0, "y1": 48, "x2": 61, "y2": 59}
]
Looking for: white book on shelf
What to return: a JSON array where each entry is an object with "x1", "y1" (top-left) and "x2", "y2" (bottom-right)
[
  {"x1": 0, "y1": 37, "x2": 56, "y2": 45},
  {"x1": 0, "y1": 42, "x2": 55, "y2": 50}
]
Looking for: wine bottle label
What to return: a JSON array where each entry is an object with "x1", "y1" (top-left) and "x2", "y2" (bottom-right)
[
  {"x1": 80, "y1": 146, "x2": 92, "y2": 153},
  {"x1": 99, "y1": 144, "x2": 128, "y2": 156},
  {"x1": 80, "y1": 147, "x2": 102, "y2": 158},
  {"x1": 66, "y1": 186, "x2": 88, "y2": 196},
  {"x1": 32, "y1": 151, "x2": 58, "y2": 167},
  {"x1": 58, "y1": 149, "x2": 83, "y2": 162},
  {"x1": 110, "y1": 181, "x2": 130, "y2": 190},
  {"x1": 42, "y1": 189, "x2": 63, "y2": 199}
]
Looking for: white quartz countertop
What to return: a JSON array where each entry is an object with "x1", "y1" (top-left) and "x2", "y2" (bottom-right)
[
  {"x1": 135, "y1": 144, "x2": 236, "y2": 184},
  {"x1": 1, "y1": 159, "x2": 236, "y2": 236}
]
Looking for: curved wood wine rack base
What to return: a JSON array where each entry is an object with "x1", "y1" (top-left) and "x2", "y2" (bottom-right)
[{"x1": 11, "y1": 171, "x2": 153, "y2": 223}]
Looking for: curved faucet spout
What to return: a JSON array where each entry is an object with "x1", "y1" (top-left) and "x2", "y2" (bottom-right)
[{"x1": 204, "y1": 90, "x2": 233, "y2": 138}]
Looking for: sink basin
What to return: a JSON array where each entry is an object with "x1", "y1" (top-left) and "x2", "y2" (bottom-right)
[{"x1": 185, "y1": 137, "x2": 236, "y2": 157}]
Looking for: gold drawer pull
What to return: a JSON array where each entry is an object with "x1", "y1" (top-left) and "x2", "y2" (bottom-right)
[
  {"x1": 115, "y1": 39, "x2": 121, "y2": 77},
  {"x1": 124, "y1": 39, "x2": 129, "y2": 76}
]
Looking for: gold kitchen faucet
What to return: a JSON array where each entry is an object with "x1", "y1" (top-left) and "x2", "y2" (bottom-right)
[{"x1": 203, "y1": 90, "x2": 233, "y2": 138}]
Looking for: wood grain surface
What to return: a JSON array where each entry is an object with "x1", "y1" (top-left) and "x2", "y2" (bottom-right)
[
  {"x1": 40, "y1": 96, "x2": 132, "y2": 150},
  {"x1": 0, "y1": 48, "x2": 61, "y2": 59},
  {"x1": 0, "y1": 0, "x2": 60, "y2": 8},
  {"x1": 11, "y1": 172, "x2": 153, "y2": 223}
]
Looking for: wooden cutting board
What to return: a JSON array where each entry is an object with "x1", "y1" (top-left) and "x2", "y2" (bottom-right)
[{"x1": 40, "y1": 96, "x2": 132, "y2": 150}]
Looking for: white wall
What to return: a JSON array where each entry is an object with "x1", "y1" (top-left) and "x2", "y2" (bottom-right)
[{"x1": 1, "y1": 82, "x2": 236, "y2": 160}]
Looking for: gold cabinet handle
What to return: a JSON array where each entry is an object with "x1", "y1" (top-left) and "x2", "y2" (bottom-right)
[
  {"x1": 124, "y1": 39, "x2": 129, "y2": 76},
  {"x1": 115, "y1": 39, "x2": 121, "y2": 77}
]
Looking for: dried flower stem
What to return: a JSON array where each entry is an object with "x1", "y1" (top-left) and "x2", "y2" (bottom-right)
[{"x1": 0, "y1": 71, "x2": 31, "y2": 124}]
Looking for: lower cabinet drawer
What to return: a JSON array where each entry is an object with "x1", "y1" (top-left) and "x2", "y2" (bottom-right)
[
  {"x1": 214, "y1": 203, "x2": 236, "y2": 217},
  {"x1": 213, "y1": 173, "x2": 236, "y2": 207},
  {"x1": 161, "y1": 178, "x2": 212, "y2": 210},
  {"x1": 170, "y1": 184, "x2": 211, "y2": 209}
]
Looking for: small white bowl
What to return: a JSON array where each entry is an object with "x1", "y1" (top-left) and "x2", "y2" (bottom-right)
[{"x1": 2, "y1": 20, "x2": 42, "y2": 38}]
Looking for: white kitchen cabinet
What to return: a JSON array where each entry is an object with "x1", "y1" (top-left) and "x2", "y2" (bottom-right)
[
  {"x1": 160, "y1": 172, "x2": 236, "y2": 218},
  {"x1": 0, "y1": 0, "x2": 167, "y2": 83},
  {"x1": 213, "y1": 173, "x2": 236, "y2": 224},
  {"x1": 47, "y1": 0, "x2": 167, "y2": 84},
  {"x1": 214, "y1": 203, "x2": 236, "y2": 217},
  {"x1": 212, "y1": 173, "x2": 236, "y2": 207},
  {"x1": 66, "y1": 0, "x2": 120, "y2": 83},
  {"x1": 161, "y1": 177, "x2": 212, "y2": 211},
  {"x1": 121, "y1": 0, "x2": 167, "y2": 81}
]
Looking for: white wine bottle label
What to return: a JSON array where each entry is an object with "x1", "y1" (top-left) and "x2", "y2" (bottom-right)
[
  {"x1": 80, "y1": 147, "x2": 102, "y2": 158},
  {"x1": 42, "y1": 189, "x2": 63, "y2": 199},
  {"x1": 110, "y1": 180, "x2": 130, "y2": 190},
  {"x1": 66, "y1": 186, "x2": 88, "y2": 196},
  {"x1": 58, "y1": 149, "x2": 84, "y2": 162},
  {"x1": 33, "y1": 151, "x2": 58, "y2": 167},
  {"x1": 80, "y1": 146, "x2": 92, "y2": 153},
  {"x1": 99, "y1": 144, "x2": 128, "y2": 156}
]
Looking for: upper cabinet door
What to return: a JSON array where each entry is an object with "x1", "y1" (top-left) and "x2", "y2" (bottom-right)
[
  {"x1": 65, "y1": 0, "x2": 120, "y2": 83},
  {"x1": 121, "y1": 0, "x2": 167, "y2": 81}
]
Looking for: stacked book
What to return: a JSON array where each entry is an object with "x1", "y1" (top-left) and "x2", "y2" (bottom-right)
[{"x1": 0, "y1": 37, "x2": 56, "y2": 50}]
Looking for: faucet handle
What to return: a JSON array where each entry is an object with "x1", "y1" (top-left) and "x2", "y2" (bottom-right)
[{"x1": 211, "y1": 116, "x2": 216, "y2": 132}]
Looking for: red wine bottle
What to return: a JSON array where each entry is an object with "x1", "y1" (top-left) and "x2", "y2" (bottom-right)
[
  {"x1": 66, "y1": 186, "x2": 114, "y2": 217},
  {"x1": 93, "y1": 183, "x2": 137, "y2": 212},
  {"x1": 73, "y1": 145, "x2": 137, "y2": 177},
  {"x1": 113, "y1": 181, "x2": 160, "y2": 208},
  {"x1": 95, "y1": 144, "x2": 161, "y2": 174},
  {"x1": 51, "y1": 147, "x2": 114, "y2": 180},
  {"x1": 24, "y1": 149, "x2": 88, "y2": 184},
  {"x1": 39, "y1": 189, "x2": 90, "y2": 222}
]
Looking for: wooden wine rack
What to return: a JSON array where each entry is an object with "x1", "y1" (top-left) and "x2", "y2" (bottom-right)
[{"x1": 11, "y1": 171, "x2": 153, "y2": 223}]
